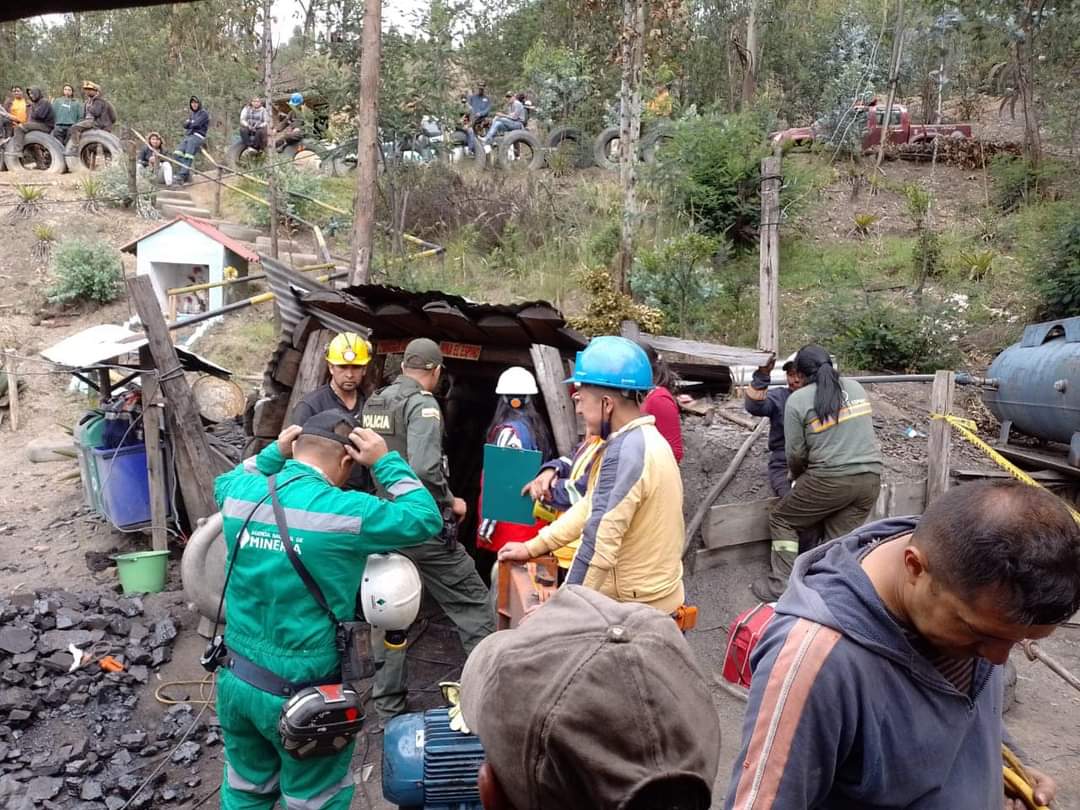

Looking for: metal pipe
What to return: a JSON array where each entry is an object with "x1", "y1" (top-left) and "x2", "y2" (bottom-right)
[
  {"x1": 756, "y1": 371, "x2": 988, "y2": 387},
  {"x1": 1023, "y1": 640, "x2": 1080, "y2": 694},
  {"x1": 166, "y1": 262, "x2": 334, "y2": 296}
]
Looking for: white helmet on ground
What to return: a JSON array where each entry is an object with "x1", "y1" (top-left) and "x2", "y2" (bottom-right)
[
  {"x1": 361, "y1": 553, "x2": 423, "y2": 631},
  {"x1": 495, "y1": 366, "x2": 538, "y2": 396}
]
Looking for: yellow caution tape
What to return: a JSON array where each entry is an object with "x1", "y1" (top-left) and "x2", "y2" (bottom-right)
[{"x1": 931, "y1": 413, "x2": 1080, "y2": 525}]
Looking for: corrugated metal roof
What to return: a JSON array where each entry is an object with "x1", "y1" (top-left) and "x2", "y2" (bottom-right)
[{"x1": 119, "y1": 216, "x2": 261, "y2": 264}]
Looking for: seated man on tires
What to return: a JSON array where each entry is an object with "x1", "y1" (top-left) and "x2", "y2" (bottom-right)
[
  {"x1": 51, "y1": 84, "x2": 82, "y2": 145},
  {"x1": 10, "y1": 87, "x2": 56, "y2": 156},
  {"x1": 174, "y1": 95, "x2": 209, "y2": 184},
  {"x1": 239, "y1": 96, "x2": 268, "y2": 152},
  {"x1": 68, "y1": 81, "x2": 115, "y2": 148},
  {"x1": 481, "y1": 92, "x2": 526, "y2": 147}
]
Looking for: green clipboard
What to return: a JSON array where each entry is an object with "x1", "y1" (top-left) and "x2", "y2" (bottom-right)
[{"x1": 481, "y1": 444, "x2": 543, "y2": 525}]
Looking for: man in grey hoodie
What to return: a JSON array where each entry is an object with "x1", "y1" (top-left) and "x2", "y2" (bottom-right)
[{"x1": 725, "y1": 479, "x2": 1079, "y2": 809}]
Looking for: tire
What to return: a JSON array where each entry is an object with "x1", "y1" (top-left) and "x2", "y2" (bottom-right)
[
  {"x1": 496, "y1": 129, "x2": 545, "y2": 171},
  {"x1": 4, "y1": 131, "x2": 67, "y2": 173},
  {"x1": 65, "y1": 129, "x2": 123, "y2": 172},
  {"x1": 593, "y1": 126, "x2": 621, "y2": 171},
  {"x1": 546, "y1": 126, "x2": 592, "y2": 168},
  {"x1": 641, "y1": 123, "x2": 674, "y2": 163},
  {"x1": 225, "y1": 140, "x2": 265, "y2": 172}
]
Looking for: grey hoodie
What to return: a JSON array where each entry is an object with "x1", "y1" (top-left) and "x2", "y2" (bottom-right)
[{"x1": 724, "y1": 517, "x2": 1007, "y2": 809}]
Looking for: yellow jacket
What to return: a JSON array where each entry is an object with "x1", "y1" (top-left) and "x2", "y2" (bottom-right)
[{"x1": 524, "y1": 415, "x2": 685, "y2": 613}]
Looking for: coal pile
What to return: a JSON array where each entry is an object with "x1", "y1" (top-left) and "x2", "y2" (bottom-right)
[{"x1": 0, "y1": 590, "x2": 218, "y2": 807}]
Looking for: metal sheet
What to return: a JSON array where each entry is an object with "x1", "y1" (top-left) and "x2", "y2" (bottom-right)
[{"x1": 40, "y1": 324, "x2": 232, "y2": 376}]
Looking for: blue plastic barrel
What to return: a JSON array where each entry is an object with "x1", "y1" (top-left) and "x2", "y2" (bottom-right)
[{"x1": 92, "y1": 443, "x2": 152, "y2": 530}]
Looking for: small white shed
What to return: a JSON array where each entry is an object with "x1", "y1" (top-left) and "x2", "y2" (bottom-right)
[{"x1": 120, "y1": 216, "x2": 259, "y2": 318}]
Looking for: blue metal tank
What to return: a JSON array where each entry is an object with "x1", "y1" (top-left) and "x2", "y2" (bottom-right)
[{"x1": 983, "y1": 317, "x2": 1080, "y2": 451}]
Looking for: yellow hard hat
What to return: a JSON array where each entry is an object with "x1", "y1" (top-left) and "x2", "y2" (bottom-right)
[
  {"x1": 326, "y1": 332, "x2": 371, "y2": 366},
  {"x1": 82, "y1": 81, "x2": 100, "y2": 92}
]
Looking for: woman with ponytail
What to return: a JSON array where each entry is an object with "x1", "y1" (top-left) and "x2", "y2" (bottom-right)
[{"x1": 752, "y1": 344, "x2": 882, "y2": 602}]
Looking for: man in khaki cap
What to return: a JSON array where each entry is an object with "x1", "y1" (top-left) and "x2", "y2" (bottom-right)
[
  {"x1": 362, "y1": 338, "x2": 494, "y2": 723},
  {"x1": 459, "y1": 585, "x2": 721, "y2": 810}
]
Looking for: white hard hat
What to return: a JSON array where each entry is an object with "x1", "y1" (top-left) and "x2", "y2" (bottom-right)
[
  {"x1": 495, "y1": 366, "x2": 538, "y2": 396},
  {"x1": 360, "y1": 553, "x2": 423, "y2": 631}
]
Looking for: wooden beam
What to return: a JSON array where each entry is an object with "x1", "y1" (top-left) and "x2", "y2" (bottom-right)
[
  {"x1": 285, "y1": 329, "x2": 333, "y2": 425},
  {"x1": 642, "y1": 334, "x2": 772, "y2": 368},
  {"x1": 530, "y1": 344, "x2": 577, "y2": 457},
  {"x1": 4, "y1": 353, "x2": 18, "y2": 432},
  {"x1": 126, "y1": 275, "x2": 219, "y2": 524},
  {"x1": 926, "y1": 370, "x2": 955, "y2": 505},
  {"x1": 139, "y1": 348, "x2": 168, "y2": 552},
  {"x1": 758, "y1": 154, "x2": 781, "y2": 353}
]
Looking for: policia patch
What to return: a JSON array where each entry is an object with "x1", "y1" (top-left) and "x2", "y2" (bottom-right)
[{"x1": 362, "y1": 411, "x2": 393, "y2": 434}]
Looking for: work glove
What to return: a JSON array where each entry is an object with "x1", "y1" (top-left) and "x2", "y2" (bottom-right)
[{"x1": 439, "y1": 682, "x2": 471, "y2": 735}]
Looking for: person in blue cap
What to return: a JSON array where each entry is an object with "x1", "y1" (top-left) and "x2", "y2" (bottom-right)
[{"x1": 499, "y1": 336, "x2": 687, "y2": 615}]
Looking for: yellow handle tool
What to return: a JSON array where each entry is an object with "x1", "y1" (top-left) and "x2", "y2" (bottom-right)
[{"x1": 1003, "y1": 745, "x2": 1049, "y2": 810}]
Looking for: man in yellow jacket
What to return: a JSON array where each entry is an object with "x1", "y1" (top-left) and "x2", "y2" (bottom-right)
[{"x1": 499, "y1": 336, "x2": 686, "y2": 615}]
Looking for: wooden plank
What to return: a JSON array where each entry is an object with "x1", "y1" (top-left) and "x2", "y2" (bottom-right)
[
  {"x1": 126, "y1": 276, "x2": 219, "y2": 524},
  {"x1": 695, "y1": 541, "x2": 771, "y2": 572},
  {"x1": 312, "y1": 225, "x2": 333, "y2": 265},
  {"x1": 139, "y1": 348, "x2": 168, "y2": 552},
  {"x1": 285, "y1": 329, "x2": 333, "y2": 425},
  {"x1": 252, "y1": 395, "x2": 290, "y2": 438},
  {"x1": 4, "y1": 353, "x2": 18, "y2": 432},
  {"x1": 926, "y1": 370, "x2": 955, "y2": 505},
  {"x1": 642, "y1": 334, "x2": 772, "y2": 369},
  {"x1": 758, "y1": 155, "x2": 781, "y2": 353},
  {"x1": 530, "y1": 344, "x2": 577, "y2": 457},
  {"x1": 272, "y1": 347, "x2": 303, "y2": 387},
  {"x1": 703, "y1": 479, "x2": 929, "y2": 551},
  {"x1": 703, "y1": 498, "x2": 776, "y2": 550}
]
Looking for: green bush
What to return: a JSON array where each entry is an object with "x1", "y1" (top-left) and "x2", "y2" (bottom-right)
[
  {"x1": 1033, "y1": 215, "x2": 1080, "y2": 319},
  {"x1": 47, "y1": 239, "x2": 125, "y2": 305},
  {"x1": 632, "y1": 232, "x2": 729, "y2": 337},
  {"x1": 912, "y1": 230, "x2": 942, "y2": 284},
  {"x1": 645, "y1": 112, "x2": 769, "y2": 244},
  {"x1": 814, "y1": 298, "x2": 962, "y2": 373},
  {"x1": 989, "y1": 155, "x2": 1046, "y2": 213},
  {"x1": 235, "y1": 167, "x2": 337, "y2": 229}
]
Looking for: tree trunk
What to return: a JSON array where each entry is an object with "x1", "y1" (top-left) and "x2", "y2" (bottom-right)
[
  {"x1": 740, "y1": 0, "x2": 760, "y2": 109},
  {"x1": 262, "y1": 0, "x2": 279, "y2": 261},
  {"x1": 349, "y1": 0, "x2": 382, "y2": 285},
  {"x1": 873, "y1": 0, "x2": 904, "y2": 175},
  {"x1": 615, "y1": 0, "x2": 645, "y2": 295}
]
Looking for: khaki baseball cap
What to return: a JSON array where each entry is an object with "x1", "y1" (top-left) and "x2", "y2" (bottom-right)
[
  {"x1": 460, "y1": 586, "x2": 721, "y2": 810},
  {"x1": 403, "y1": 338, "x2": 442, "y2": 370}
]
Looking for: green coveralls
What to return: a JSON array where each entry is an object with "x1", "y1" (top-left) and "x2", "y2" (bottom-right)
[
  {"x1": 214, "y1": 442, "x2": 441, "y2": 810},
  {"x1": 361, "y1": 376, "x2": 496, "y2": 718}
]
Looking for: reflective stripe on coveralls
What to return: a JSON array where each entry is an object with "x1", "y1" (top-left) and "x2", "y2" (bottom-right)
[{"x1": 283, "y1": 773, "x2": 355, "y2": 810}]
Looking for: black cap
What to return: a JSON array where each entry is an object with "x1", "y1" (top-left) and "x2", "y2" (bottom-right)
[{"x1": 300, "y1": 410, "x2": 357, "y2": 445}]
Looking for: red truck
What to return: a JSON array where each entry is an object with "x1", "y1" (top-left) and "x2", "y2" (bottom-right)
[{"x1": 770, "y1": 101, "x2": 973, "y2": 149}]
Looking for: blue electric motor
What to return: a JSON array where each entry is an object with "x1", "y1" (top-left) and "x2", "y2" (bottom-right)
[{"x1": 382, "y1": 708, "x2": 485, "y2": 810}]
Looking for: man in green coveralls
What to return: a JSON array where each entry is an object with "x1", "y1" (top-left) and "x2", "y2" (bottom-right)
[
  {"x1": 361, "y1": 338, "x2": 495, "y2": 721},
  {"x1": 214, "y1": 412, "x2": 441, "y2": 809}
]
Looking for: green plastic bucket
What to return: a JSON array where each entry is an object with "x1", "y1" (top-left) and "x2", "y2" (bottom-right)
[{"x1": 114, "y1": 550, "x2": 170, "y2": 594}]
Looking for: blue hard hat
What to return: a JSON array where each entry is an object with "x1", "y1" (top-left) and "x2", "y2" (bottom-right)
[
  {"x1": 565, "y1": 336, "x2": 653, "y2": 392},
  {"x1": 290, "y1": 92, "x2": 304, "y2": 107}
]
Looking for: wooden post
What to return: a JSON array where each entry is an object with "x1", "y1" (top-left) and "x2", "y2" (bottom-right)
[
  {"x1": 261, "y1": 0, "x2": 279, "y2": 260},
  {"x1": 285, "y1": 329, "x2": 334, "y2": 425},
  {"x1": 530, "y1": 344, "x2": 577, "y2": 457},
  {"x1": 4, "y1": 353, "x2": 19, "y2": 431},
  {"x1": 125, "y1": 135, "x2": 137, "y2": 208},
  {"x1": 615, "y1": 0, "x2": 645, "y2": 294},
  {"x1": 619, "y1": 320, "x2": 641, "y2": 342},
  {"x1": 758, "y1": 154, "x2": 781, "y2": 353},
  {"x1": 926, "y1": 370, "x2": 955, "y2": 505},
  {"x1": 127, "y1": 275, "x2": 219, "y2": 523},
  {"x1": 139, "y1": 348, "x2": 168, "y2": 552},
  {"x1": 213, "y1": 166, "x2": 223, "y2": 218},
  {"x1": 349, "y1": 0, "x2": 383, "y2": 284},
  {"x1": 97, "y1": 366, "x2": 113, "y2": 405}
]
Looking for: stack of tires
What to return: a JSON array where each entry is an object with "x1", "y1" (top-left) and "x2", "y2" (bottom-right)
[{"x1": 1, "y1": 128, "x2": 124, "y2": 174}]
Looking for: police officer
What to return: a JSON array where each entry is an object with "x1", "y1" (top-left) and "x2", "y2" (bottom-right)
[
  {"x1": 361, "y1": 338, "x2": 495, "y2": 721},
  {"x1": 214, "y1": 412, "x2": 442, "y2": 810},
  {"x1": 291, "y1": 331, "x2": 372, "y2": 491}
]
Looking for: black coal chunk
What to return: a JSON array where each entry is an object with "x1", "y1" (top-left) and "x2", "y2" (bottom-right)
[{"x1": 0, "y1": 627, "x2": 35, "y2": 655}]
